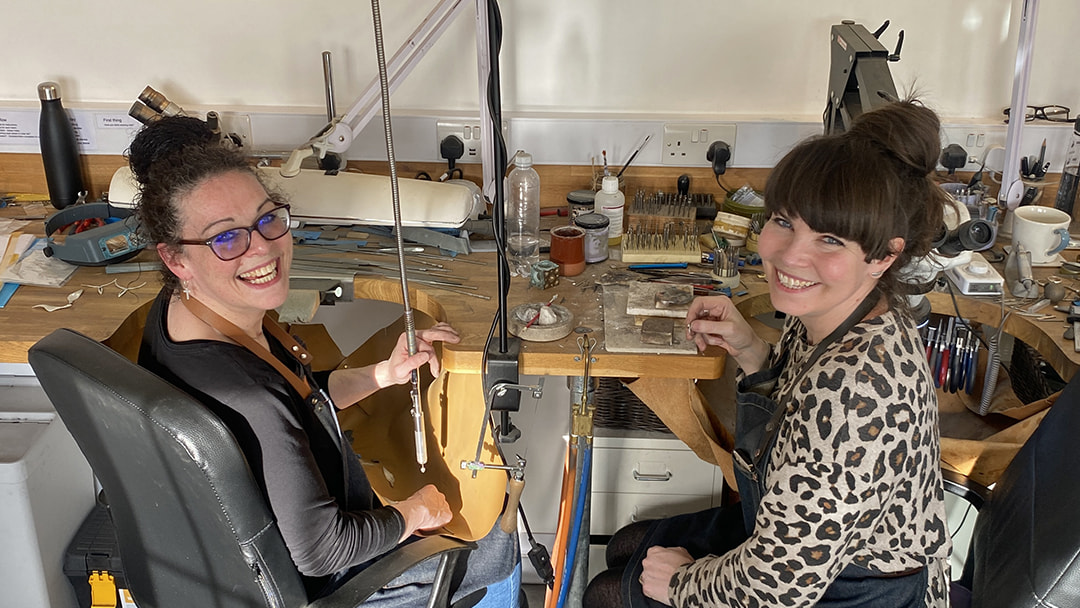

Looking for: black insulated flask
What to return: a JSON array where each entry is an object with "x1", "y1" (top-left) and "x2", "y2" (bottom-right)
[{"x1": 38, "y1": 81, "x2": 84, "y2": 209}]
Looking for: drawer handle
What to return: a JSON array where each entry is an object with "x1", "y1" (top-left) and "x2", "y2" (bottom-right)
[{"x1": 632, "y1": 470, "x2": 672, "y2": 482}]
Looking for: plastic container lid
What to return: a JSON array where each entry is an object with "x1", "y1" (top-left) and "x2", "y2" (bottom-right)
[
  {"x1": 514, "y1": 150, "x2": 533, "y2": 168},
  {"x1": 566, "y1": 189, "x2": 596, "y2": 205},
  {"x1": 601, "y1": 176, "x2": 620, "y2": 193},
  {"x1": 574, "y1": 212, "x2": 609, "y2": 230}
]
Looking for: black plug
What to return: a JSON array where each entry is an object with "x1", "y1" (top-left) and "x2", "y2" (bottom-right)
[
  {"x1": 939, "y1": 144, "x2": 967, "y2": 175},
  {"x1": 318, "y1": 152, "x2": 343, "y2": 175},
  {"x1": 706, "y1": 141, "x2": 731, "y2": 176},
  {"x1": 440, "y1": 135, "x2": 465, "y2": 171},
  {"x1": 528, "y1": 541, "x2": 555, "y2": 588},
  {"x1": 677, "y1": 174, "x2": 691, "y2": 197}
]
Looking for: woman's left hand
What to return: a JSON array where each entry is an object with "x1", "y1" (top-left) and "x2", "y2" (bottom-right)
[
  {"x1": 640, "y1": 546, "x2": 694, "y2": 605},
  {"x1": 376, "y1": 322, "x2": 461, "y2": 387}
]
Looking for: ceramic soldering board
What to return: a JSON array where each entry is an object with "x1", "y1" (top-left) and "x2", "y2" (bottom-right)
[{"x1": 602, "y1": 285, "x2": 697, "y2": 355}]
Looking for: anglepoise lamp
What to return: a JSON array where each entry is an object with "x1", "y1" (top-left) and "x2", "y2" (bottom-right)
[{"x1": 999, "y1": 0, "x2": 1041, "y2": 218}]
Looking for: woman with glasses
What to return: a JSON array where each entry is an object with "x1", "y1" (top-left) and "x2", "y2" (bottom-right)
[{"x1": 130, "y1": 116, "x2": 518, "y2": 606}]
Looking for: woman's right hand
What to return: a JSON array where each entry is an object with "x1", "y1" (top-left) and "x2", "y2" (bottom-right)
[
  {"x1": 391, "y1": 484, "x2": 453, "y2": 542},
  {"x1": 685, "y1": 295, "x2": 770, "y2": 374}
]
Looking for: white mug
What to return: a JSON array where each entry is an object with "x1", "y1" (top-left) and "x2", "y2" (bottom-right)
[{"x1": 1011, "y1": 206, "x2": 1071, "y2": 264}]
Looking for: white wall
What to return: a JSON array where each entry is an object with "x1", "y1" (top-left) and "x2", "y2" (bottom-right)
[
  {"x1": 5, "y1": 1, "x2": 1077, "y2": 117},
  {"x1": 2, "y1": 1, "x2": 1078, "y2": 168}
]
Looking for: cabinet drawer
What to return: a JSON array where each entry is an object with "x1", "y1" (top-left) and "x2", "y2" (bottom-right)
[
  {"x1": 590, "y1": 492, "x2": 715, "y2": 535},
  {"x1": 592, "y1": 447, "x2": 719, "y2": 496}
]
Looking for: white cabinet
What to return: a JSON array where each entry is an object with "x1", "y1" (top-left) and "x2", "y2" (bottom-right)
[
  {"x1": 590, "y1": 434, "x2": 724, "y2": 536},
  {"x1": 0, "y1": 375, "x2": 95, "y2": 608}
]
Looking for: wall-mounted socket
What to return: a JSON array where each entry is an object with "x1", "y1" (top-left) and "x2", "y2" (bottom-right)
[
  {"x1": 436, "y1": 120, "x2": 509, "y2": 161},
  {"x1": 661, "y1": 123, "x2": 737, "y2": 166},
  {"x1": 213, "y1": 112, "x2": 253, "y2": 149},
  {"x1": 940, "y1": 126, "x2": 1007, "y2": 171}
]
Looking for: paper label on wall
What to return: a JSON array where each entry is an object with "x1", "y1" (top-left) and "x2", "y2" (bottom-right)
[
  {"x1": 0, "y1": 111, "x2": 37, "y2": 143},
  {"x1": 97, "y1": 113, "x2": 140, "y2": 130},
  {"x1": 0, "y1": 108, "x2": 96, "y2": 149}
]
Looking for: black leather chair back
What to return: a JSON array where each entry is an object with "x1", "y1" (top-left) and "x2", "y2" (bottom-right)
[
  {"x1": 30, "y1": 328, "x2": 308, "y2": 607},
  {"x1": 969, "y1": 370, "x2": 1080, "y2": 606}
]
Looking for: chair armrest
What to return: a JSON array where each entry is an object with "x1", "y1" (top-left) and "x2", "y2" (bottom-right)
[
  {"x1": 309, "y1": 535, "x2": 477, "y2": 608},
  {"x1": 941, "y1": 468, "x2": 991, "y2": 511}
]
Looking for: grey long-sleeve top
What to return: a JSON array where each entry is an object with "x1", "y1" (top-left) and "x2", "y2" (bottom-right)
[{"x1": 139, "y1": 290, "x2": 405, "y2": 594}]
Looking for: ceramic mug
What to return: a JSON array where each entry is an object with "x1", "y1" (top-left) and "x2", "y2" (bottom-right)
[
  {"x1": 1011, "y1": 205, "x2": 1071, "y2": 264},
  {"x1": 548, "y1": 225, "x2": 586, "y2": 276}
]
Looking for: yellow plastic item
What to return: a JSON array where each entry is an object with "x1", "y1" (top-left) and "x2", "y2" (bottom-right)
[{"x1": 89, "y1": 570, "x2": 117, "y2": 608}]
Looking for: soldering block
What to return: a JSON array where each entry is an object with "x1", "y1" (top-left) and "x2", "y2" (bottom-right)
[
  {"x1": 530, "y1": 261, "x2": 560, "y2": 289},
  {"x1": 640, "y1": 317, "x2": 675, "y2": 345}
]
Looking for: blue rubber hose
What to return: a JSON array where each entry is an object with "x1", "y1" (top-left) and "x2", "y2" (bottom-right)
[{"x1": 556, "y1": 439, "x2": 592, "y2": 608}]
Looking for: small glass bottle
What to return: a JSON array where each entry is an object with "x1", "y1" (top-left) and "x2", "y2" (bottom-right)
[
  {"x1": 38, "y1": 81, "x2": 84, "y2": 210},
  {"x1": 505, "y1": 150, "x2": 541, "y2": 277},
  {"x1": 594, "y1": 176, "x2": 624, "y2": 246},
  {"x1": 1054, "y1": 116, "x2": 1080, "y2": 216}
]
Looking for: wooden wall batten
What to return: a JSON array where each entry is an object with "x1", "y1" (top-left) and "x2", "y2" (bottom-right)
[{"x1": 1, "y1": 152, "x2": 1062, "y2": 217}]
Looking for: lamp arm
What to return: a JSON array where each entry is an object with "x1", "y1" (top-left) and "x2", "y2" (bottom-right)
[
  {"x1": 279, "y1": 0, "x2": 472, "y2": 177},
  {"x1": 1000, "y1": 0, "x2": 1040, "y2": 211}
]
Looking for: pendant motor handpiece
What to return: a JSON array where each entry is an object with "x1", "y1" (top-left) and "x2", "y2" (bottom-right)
[{"x1": 409, "y1": 372, "x2": 427, "y2": 473}]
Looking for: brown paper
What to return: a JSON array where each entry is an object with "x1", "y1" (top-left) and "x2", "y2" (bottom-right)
[{"x1": 627, "y1": 376, "x2": 737, "y2": 491}]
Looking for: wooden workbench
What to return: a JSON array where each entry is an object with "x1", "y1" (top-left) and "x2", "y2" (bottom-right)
[{"x1": 3, "y1": 241, "x2": 1079, "y2": 383}]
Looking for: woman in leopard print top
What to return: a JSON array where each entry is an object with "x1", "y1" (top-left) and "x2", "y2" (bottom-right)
[{"x1": 585, "y1": 100, "x2": 952, "y2": 608}]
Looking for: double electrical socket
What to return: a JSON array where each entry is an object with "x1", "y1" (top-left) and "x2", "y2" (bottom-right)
[
  {"x1": 661, "y1": 123, "x2": 737, "y2": 166},
  {"x1": 940, "y1": 126, "x2": 1007, "y2": 171},
  {"x1": 436, "y1": 120, "x2": 509, "y2": 161}
]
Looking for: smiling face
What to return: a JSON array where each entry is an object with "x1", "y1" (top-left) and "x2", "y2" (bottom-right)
[
  {"x1": 757, "y1": 213, "x2": 900, "y2": 344},
  {"x1": 158, "y1": 170, "x2": 292, "y2": 329}
]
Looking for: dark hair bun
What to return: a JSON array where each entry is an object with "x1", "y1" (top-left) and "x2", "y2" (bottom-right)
[
  {"x1": 848, "y1": 101, "x2": 942, "y2": 176},
  {"x1": 127, "y1": 116, "x2": 217, "y2": 185}
]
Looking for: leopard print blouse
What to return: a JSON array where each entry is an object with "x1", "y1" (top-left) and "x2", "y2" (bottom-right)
[{"x1": 668, "y1": 310, "x2": 952, "y2": 607}]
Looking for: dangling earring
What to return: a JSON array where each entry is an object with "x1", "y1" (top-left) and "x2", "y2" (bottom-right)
[
  {"x1": 181, "y1": 280, "x2": 193, "y2": 300},
  {"x1": 871, "y1": 270, "x2": 883, "y2": 278}
]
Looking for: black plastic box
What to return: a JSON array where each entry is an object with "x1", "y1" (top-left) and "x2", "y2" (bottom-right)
[{"x1": 64, "y1": 502, "x2": 128, "y2": 607}]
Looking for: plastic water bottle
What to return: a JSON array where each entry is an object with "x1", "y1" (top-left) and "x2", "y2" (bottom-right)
[
  {"x1": 594, "y1": 175, "x2": 624, "y2": 246},
  {"x1": 38, "y1": 81, "x2": 84, "y2": 210},
  {"x1": 1053, "y1": 116, "x2": 1080, "y2": 216},
  {"x1": 506, "y1": 150, "x2": 540, "y2": 277}
]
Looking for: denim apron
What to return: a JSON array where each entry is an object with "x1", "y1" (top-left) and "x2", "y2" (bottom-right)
[{"x1": 625, "y1": 292, "x2": 927, "y2": 607}]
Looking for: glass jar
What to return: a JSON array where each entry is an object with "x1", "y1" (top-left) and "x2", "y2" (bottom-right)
[
  {"x1": 566, "y1": 189, "x2": 596, "y2": 221},
  {"x1": 574, "y1": 212, "x2": 609, "y2": 263}
]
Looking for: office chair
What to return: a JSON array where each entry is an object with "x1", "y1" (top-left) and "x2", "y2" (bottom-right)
[
  {"x1": 943, "y1": 370, "x2": 1080, "y2": 608},
  {"x1": 28, "y1": 328, "x2": 474, "y2": 608}
]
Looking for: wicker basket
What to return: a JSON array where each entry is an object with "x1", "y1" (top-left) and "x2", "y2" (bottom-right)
[{"x1": 593, "y1": 377, "x2": 673, "y2": 434}]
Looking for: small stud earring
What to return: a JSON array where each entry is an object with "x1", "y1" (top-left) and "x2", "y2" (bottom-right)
[{"x1": 871, "y1": 270, "x2": 883, "y2": 278}]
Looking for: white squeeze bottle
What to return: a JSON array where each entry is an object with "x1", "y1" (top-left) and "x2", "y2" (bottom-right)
[
  {"x1": 505, "y1": 150, "x2": 541, "y2": 277},
  {"x1": 595, "y1": 175, "x2": 624, "y2": 246}
]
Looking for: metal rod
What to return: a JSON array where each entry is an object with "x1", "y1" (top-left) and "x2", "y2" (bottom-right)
[
  {"x1": 371, "y1": 0, "x2": 426, "y2": 473},
  {"x1": 321, "y1": 51, "x2": 336, "y2": 122}
]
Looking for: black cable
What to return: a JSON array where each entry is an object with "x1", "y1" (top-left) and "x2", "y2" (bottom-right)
[
  {"x1": 951, "y1": 502, "x2": 973, "y2": 540},
  {"x1": 484, "y1": 0, "x2": 510, "y2": 354},
  {"x1": 480, "y1": 0, "x2": 509, "y2": 420},
  {"x1": 714, "y1": 173, "x2": 733, "y2": 195},
  {"x1": 415, "y1": 171, "x2": 432, "y2": 181}
]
